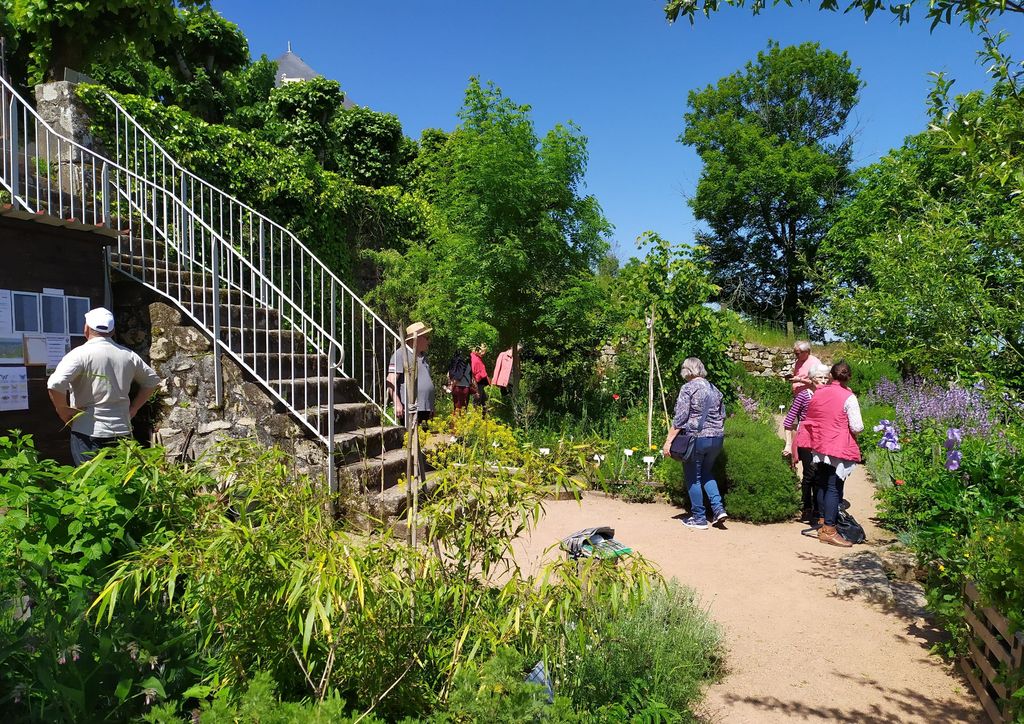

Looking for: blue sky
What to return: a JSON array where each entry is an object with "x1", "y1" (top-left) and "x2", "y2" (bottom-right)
[{"x1": 213, "y1": 0, "x2": 1018, "y2": 260}]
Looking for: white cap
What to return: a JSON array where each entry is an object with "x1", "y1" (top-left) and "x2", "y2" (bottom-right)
[{"x1": 84, "y1": 307, "x2": 115, "y2": 333}]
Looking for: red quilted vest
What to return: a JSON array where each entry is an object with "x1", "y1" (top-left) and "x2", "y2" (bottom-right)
[{"x1": 803, "y1": 382, "x2": 861, "y2": 462}]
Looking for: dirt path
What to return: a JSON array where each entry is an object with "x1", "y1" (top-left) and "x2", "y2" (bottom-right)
[{"x1": 516, "y1": 463, "x2": 982, "y2": 722}]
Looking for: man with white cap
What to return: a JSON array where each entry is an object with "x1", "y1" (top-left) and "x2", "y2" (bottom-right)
[{"x1": 47, "y1": 307, "x2": 161, "y2": 464}]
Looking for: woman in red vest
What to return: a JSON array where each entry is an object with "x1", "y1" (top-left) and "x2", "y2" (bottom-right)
[{"x1": 801, "y1": 361, "x2": 863, "y2": 547}]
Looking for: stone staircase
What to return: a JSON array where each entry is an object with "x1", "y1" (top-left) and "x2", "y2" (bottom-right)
[
  {"x1": 0, "y1": 74, "x2": 429, "y2": 529},
  {"x1": 109, "y1": 237, "x2": 419, "y2": 525}
]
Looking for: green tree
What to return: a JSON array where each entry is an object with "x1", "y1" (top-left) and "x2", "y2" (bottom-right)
[
  {"x1": 818, "y1": 61, "x2": 1024, "y2": 381},
  {"x1": 373, "y1": 78, "x2": 610, "y2": 386},
  {"x1": 681, "y1": 41, "x2": 861, "y2": 326},
  {"x1": 610, "y1": 233, "x2": 733, "y2": 404},
  {"x1": 664, "y1": 0, "x2": 1024, "y2": 28},
  {"x1": 1, "y1": 0, "x2": 206, "y2": 85},
  {"x1": 88, "y1": 7, "x2": 249, "y2": 122}
]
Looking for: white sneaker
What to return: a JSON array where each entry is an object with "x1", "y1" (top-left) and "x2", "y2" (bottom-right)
[{"x1": 681, "y1": 516, "x2": 709, "y2": 530}]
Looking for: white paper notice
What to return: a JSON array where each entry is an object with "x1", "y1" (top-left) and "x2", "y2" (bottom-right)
[
  {"x1": 0, "y1": 366, "x2": 29, "y2": 411},
  {"x1": 46, "y1": 337, "x2": 68, "y2": 373},
  {"x1": 24, "y1": 336, "x2": 48, "y2": 365},
  {"x1": 0, "y1": 290, "x2": 12, "y2": 336}
]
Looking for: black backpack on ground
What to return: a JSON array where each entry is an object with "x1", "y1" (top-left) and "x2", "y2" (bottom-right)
[{"x1": 836, "y1": 508, "x2": 866, "y2": 544}]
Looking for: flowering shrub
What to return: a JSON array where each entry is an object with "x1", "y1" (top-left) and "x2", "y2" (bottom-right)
[
  {"x1": 868, "y1": 378, "x2": 1024, "y2": 676},
  {"x1": 869, "y1": 377, "x2": 996, "y2": 436}
]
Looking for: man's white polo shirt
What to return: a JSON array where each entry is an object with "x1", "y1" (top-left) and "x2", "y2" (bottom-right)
[{"x1": 47, "y1": 337, "x2": 161, "y2": 438}]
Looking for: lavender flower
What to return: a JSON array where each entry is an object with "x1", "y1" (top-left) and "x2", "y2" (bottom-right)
[
  {"x1": 869, "y1": 377, "x2": 994, "y2": 437},
  {"x1": 738, "y1": 393, "x2": 759, "y2": 418}
]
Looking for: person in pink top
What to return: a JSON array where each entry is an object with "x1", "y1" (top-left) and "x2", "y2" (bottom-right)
[
  {"x1": 470, "y1": 343, "x2": 490, "y2": 416},
  {"x1": 782, "y1": 363, "x2": 832, "y2": 523},
  {"x1": 801, "y1": 360, "x2": 863, "y2": 547},
  {"x1": 789, "y1": 340, "x2": 822, "y2": 396}
]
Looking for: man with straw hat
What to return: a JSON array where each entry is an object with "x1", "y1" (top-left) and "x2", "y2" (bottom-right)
[{"x1": 386, "y1": 322, "x2": 435, "y2": 426}]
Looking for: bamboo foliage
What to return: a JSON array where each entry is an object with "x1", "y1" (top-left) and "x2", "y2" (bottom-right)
[{"x1": 86, "y1": 435, "x2": 661, "y2": 718}]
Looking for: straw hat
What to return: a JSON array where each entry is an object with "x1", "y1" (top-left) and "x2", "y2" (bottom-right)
[{"x1": 405, "y1": 321, "x2": 432, "y2": 340}]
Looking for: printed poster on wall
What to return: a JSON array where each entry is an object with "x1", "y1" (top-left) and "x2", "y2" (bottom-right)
[
  {"x1": 0, "y1": 336, "x2": 23, "y2": 364},
  {"x1": 0, "y1": 366, "x2": 29, "y2": 411},
  {"x1": 46, "y1": 337, "x2": 69, "y2": 373},
  {"x1": 0, "y1": 290, "x2": 13, "y2": 337}
]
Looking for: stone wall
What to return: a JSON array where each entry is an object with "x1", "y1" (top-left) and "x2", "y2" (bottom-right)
[
  {"x1": 113, "y1": 278, "x2": 328, "y2": 476},
  {"x1": 728, "y1": 341, "x2": 793, "y2": 378},
  {"x1": 34, "y1": 81, "x2": 99, "y2": 197}
]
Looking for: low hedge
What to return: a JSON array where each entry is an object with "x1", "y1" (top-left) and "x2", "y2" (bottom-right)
[
  {"x1": 664, "y1": 411, "x2": 799, "y2": 522},
  {"x1": 716, "y1": 411, "x2": 799, "y2": 523}
]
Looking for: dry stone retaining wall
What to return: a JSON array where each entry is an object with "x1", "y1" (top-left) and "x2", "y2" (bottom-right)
[
  {"x1": 728, "y1": 341, "x2": 793, "y2": 378},
  {"x1": 113, "y1": 278, "x2": 328, "y2": 476}
]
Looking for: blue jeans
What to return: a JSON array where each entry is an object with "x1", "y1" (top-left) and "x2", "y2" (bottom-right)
[
  {"x1": 70, "y1": 431, "x2": 128, "y2": 466},
  {"x1": 684, "y1": 436, "x2": 724, "y2": 522},
  {"x1": 815, "y1": 463, "x2": 844, "y2": 526}
]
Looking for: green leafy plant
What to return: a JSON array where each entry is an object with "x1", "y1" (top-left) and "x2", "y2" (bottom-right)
[
  {"x1": 565, "y1": 580, "x2": 723, "y2": 718},
  {"x1": 0, "y1": 434, "x2": 211, "y2": 719}
]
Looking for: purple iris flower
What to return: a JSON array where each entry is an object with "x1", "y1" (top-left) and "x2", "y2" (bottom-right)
[{"x1": 945, "y1": 449, "x2": 962, "y2": 471}]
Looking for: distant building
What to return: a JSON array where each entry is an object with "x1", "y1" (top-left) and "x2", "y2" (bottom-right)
[{"x1": 274, "y1": 42, "x2": 354, "y2": 108}]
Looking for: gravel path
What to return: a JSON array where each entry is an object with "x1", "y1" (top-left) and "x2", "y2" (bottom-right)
[{"x1": 515, "y1": 462, "x2": 981, "y2": 722}]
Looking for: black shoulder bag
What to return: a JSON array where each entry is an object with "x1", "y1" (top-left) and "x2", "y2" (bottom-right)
[{"x1": 669, "y1": 385, "x2": 716, "y2": 462}]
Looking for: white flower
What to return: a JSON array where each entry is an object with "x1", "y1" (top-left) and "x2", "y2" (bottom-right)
[{"x1": 539, "y1": 447, "x2": 551, "y2": 455}]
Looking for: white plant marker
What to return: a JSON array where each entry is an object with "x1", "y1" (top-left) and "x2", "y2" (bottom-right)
[{"x1": 539, "y1": 447, "x2": 551, "y2": 456}]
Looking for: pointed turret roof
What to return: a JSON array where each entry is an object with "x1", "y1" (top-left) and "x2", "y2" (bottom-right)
[
  {"x1": 274, "y1": 42, "x2": 319, "y2": 87},
  {"x1": 273, "y1": 43, "x2": 355, "y2": 108}
]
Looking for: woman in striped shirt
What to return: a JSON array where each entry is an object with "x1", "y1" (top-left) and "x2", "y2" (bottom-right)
[{"x1": 782, "y1": 364, "x2": 832, "y2": 523}]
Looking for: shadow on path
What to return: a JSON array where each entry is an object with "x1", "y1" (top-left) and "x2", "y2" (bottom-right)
[{"x1": 719, "y1": 670, "x2": 978, "y2": 722}]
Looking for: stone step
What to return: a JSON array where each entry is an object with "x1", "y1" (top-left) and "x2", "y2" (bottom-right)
[
  {"x1": 113, "y1": 259, "x2": 211, "y2": 288},
  {"x1": 339, "y1": 446, "x2": 410, "y2": 494},
  {"x1": 236, "y1": 353, "x2": 333, "y2": 382},
  {"x1": 375, "y1": 472, "x2": 441, "y2": 534},
  {"x1": 278, "y1": 376, "x2": 362, "y2": 409},
  {"x1": 222, "y1": 327, "x2": 305, "y2": 353},
  {"x1": 194, "y1": 304, "x2": 281, "y2": 329},
  {"x1": 304, "y1": 402, "x2": 381, "y2": 433},
  {"x1": 332, "y1": 425, "x2": 405, "y2": 462}
]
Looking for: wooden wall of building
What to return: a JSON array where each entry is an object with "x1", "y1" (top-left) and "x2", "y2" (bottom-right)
[{"x1": 0, "y1": 215, "x2": 112, "y2": 464}]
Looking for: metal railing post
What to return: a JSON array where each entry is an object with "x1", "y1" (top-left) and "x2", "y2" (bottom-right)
[
  {"x1": 327, "y1": 340, "x2": 338, "y2": 497},
  {"x1": 211, "y1": 234, "x2": 224, "y2": 408},
  {"x1": 101, "y1": 162, "x2": 110, "y2": 227},
  {"x1": 9, "y1": 95, "x2": 18, "y2": 202}
]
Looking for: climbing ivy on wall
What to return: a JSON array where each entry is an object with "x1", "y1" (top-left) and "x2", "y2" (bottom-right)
[{"x1": 76, "y1": 85, "x2": 431, "y2": 286}]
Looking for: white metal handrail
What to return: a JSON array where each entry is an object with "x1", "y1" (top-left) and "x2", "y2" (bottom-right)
[
  {"x1": 0, "y1": 76, "x2": 385, "y2": 490},
  {"x1": 101, "y1": 92, "x2": 402, "y2": 423}
]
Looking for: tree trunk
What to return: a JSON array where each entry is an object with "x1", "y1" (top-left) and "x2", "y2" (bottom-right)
[{"x1": 46, "y1": 27, "x2": 86, "y2": 82}]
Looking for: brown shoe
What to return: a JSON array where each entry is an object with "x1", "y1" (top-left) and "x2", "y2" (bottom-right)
[{"x1": 819, "y1": 525, "x2": 852, "y2": 548}]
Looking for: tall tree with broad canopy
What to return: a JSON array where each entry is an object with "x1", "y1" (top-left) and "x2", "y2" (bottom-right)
[
  {"x1": 818, "y1": 45, "x2": 1024, "y2": 381},
  {"x1": 368, "y1": 78, "x2": 610, "y2": 389},
  {"x1": 680, "y1": 41, "x2": 861, "y2": 326}
]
